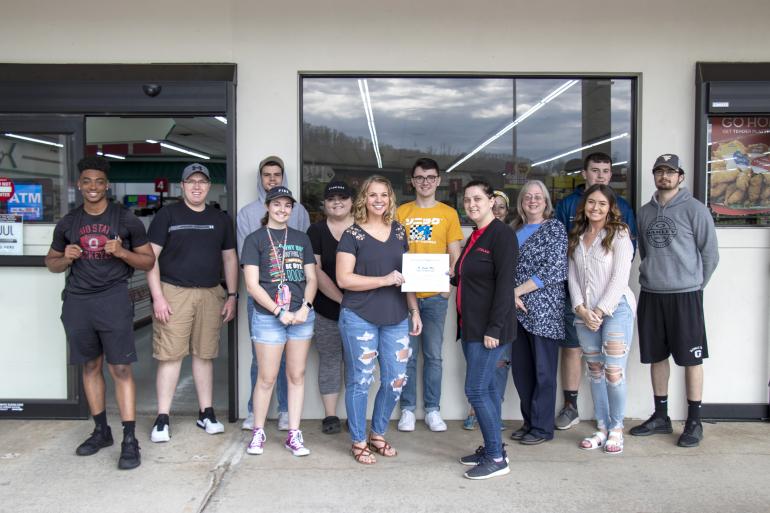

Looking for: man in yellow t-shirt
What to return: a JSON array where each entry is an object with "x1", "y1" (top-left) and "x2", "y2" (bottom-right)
[{"x1": 396, "y1": 157, "x2": 464, "y2": 433}]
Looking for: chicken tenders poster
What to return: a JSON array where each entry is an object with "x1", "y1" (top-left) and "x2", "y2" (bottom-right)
[{"x1": 709, "y1": 116, "x2": 770, "y2": 215}]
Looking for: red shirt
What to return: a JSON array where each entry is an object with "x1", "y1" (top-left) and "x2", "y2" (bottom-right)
[{"x1": 455, "y1": 223, "x2": 490, "y2": 325}]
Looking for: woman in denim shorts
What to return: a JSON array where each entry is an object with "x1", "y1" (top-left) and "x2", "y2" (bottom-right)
[
  {"x1": 567, "y1": 184, "x2": 636, "y2": 455},
  {"x1": 241, "y1": 186, "x2": 318, "y2": 457}
]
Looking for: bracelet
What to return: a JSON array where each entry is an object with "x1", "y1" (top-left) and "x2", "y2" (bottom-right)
[
  {"x1": 273, "y1": 306, "x2": 282, "y2": 317},
  {"x1": 409, "y1": 308, "x2": 419, "y2": 315}
]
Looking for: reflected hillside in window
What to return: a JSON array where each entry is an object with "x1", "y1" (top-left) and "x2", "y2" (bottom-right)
[{"x1": 302, "y1": 76, "x2": 635, "y2": 223}]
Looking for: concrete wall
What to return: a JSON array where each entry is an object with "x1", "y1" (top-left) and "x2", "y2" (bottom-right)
[{"x1": 2, "y1": 0, "x2": 769, "y2": 420}]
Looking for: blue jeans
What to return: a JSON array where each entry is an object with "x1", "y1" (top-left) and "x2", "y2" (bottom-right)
[
  {"x1": 462, "y1": 340, "x2": 507, "y2": 459},
  {"x1": 575, "y1": 297, "x2": 634, "y2": 431},
  {"x1": 247, "y1": 297, "x2": 287, "y2": 414},
  {"x1": 495, "y1": 344, "x2": 512, "y2": 402},
  {"x1": 401, "y1": 294, "x2": 448, "y2": 413},
  {"x1": 339, "y1": 308, "x2": 410, "y2": 443}
]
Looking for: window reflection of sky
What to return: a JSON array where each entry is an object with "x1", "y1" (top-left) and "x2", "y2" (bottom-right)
[{"x1": 303, "y1": 77, "x2": 632, "y2": 171}]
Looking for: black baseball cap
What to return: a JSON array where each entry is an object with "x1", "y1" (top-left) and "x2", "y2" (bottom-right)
[
  {"x1": 653, "y1": 154, "x2": 684, "y2": 174},
  {"x1": 324, "y1": 181, "x2": 353, "y2": 199},
  {"x1": 265, "y1": 186, "x2": 296, "y2": 204}
]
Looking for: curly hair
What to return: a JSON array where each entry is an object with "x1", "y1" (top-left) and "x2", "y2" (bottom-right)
[
  {"x1": 568, "y1": 184, "x2": 630, "y2": 256},
  {"x1": 352, "y1": 175, "x2": 396, "y2": 225}
]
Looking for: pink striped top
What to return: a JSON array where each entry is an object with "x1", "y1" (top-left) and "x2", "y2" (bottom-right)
[{"x1": 568, "y1": 227, "x2": 636, "y2": 316}]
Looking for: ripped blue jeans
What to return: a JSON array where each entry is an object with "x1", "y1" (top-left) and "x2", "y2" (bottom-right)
[
  {"x1": 339, "y1": 308, "x2": 410, "y2": 443},
  {"x1": 575, "y1": 297, "x2": 634, "y2": 431}
]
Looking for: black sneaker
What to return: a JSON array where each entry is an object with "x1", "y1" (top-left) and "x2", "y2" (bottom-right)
[
  {"x1": 118, "y1": 433, "x2": 141, "y2": 470},
  {"x1": 629, "y1": 414, "x2": 673, "y2": 436},
  {"x1": 463, "y1": 455, "x2": 511, "y2": 480},
  {"x1": 460, "y1": 445, "x2": 509, "y2": 466},
  {"x1": 677, "y1": 420, "x2": 703, "y2": 448},
  {"x1": 510, "y1": 423, "x2": 530, "y2": 441},
  {"x1": 75, "y1": 425, "x2": 113, "y2": 456}
]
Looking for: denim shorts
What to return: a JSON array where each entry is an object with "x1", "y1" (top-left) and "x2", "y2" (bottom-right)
[{"x1": 250, "y1": 309, "x2": 315, "y2": 345}]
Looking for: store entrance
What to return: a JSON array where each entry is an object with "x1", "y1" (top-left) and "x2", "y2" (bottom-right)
[{"x1": 88, "y1": 116, "x2": 230, "y2": 416}]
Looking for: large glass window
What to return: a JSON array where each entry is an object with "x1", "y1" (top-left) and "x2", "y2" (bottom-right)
[{"x1": 301, "y1": 75, "x2": 637, "y2": 223}]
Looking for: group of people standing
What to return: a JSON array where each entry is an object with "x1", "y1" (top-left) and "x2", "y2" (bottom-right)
[{"x1": 48, "y1": 150, "x2": 718, "y2": 479}]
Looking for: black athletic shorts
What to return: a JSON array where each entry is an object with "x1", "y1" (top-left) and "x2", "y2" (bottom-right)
[
  {"x1": 637, "y1": 290, "x2": 708, "y2": 366},
  {"x1": 61, "y1": 284, "x2": 137, "y2": 365}
]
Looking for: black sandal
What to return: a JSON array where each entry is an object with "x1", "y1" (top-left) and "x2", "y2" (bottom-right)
[{"x1": 322, "y1": 416, "x2": 341, "y2": 434}]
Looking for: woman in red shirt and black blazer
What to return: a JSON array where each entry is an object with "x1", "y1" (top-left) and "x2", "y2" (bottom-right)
[{"x1": 452, "y1": 180, "x2": 518, "y2": 480}]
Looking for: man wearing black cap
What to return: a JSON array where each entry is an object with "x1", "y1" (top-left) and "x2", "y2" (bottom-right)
[
  {"x1": 147, "y1": 163, "x2": 238, "y2": 443},
  {"x1": 237, "y1": 156, "x2": 310, "y2": 431},
  {"x1": 631, "y1": 154, "x2": 719, "y2": 447},
  {"x1": 45, "y1": 156, "x2": 155, "y2": 470}
]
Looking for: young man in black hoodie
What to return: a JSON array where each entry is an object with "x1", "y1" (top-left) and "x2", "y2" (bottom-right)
[{"x1": 631, "y1": 154, "x2": 719, "y2": 448}]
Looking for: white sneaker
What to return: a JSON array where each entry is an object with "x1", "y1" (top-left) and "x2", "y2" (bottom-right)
[
  {"x1": 425, "y1": 411, "x2": 448, "y2": 432},
  {"x1": 150, "y1": 424, "x2": 170, "y2": 443},
  {"x1": 277, "y1": 411, "x2": 289, "y2": 431},
  {"x1": 247, "y1": 428, "x2": 266, "y2": 455},
  {"x1": 197, "y1": 417, "x2": 225, "y2": 435},
  {"x1": 242, "y1": 412, "x2": 254, "y2": 431},
  {"x1": 397, "y1": 409, "x2": 416, "y2": 432}
]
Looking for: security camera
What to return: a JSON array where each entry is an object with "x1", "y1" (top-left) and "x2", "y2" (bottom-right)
[{"x1": 142, "y1": 84, "x2": 162, "y2": 97}]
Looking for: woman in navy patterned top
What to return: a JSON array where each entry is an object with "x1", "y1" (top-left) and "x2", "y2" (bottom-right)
[{"x1": 509, "y1": 180, "x2": 568, "y2": 445}]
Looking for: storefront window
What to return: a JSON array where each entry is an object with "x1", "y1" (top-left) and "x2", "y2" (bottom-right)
[
  {"x1": 707, "y1": 116, "x2": 770, "y2": 226},
  {"x1": 0, "y1": 133, "x2": 68, "y2": 256},
  {"x1": 301, "y1": 75, "x2": 637, "y2": 223}
]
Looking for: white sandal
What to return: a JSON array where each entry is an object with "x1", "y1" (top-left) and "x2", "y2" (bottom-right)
[
  {"x1": 604, "y1": 431, "x2": 624, "y2": 455},
  {"x1": 579, "y1": 431, "x2": 607, "y2": 450}
]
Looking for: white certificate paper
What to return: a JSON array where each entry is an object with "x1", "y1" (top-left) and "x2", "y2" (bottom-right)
[{"x1": 400, "y1": 253, "x2": 450, "y2": 293}]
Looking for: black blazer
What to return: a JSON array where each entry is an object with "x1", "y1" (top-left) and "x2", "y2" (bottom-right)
[{"x1": 451, "y1": 219, "x2": 518, "y2": 344}]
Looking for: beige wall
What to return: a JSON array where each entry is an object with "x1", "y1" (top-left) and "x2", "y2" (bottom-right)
[{"x1": 2, "y1": 0, "x2": 769, "y2": 420}]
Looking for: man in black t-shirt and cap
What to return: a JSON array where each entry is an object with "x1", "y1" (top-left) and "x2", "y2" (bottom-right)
[
  {"x1": 46, "y1": 156, "x2": 155, "y2": 470},
  {"x1": 147, "y1": 163, "x2": 238, "y2": 443}
]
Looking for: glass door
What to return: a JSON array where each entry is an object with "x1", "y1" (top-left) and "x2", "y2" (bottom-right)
[{"x1": 0, "y1": 115, "x2": 86, "y2": 418}]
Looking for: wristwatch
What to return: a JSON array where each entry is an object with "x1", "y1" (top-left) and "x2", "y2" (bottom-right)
[
  {"x1": 227, "y1": 292, "x2": 239, "y2": 299},
  {"x1": 304, "y1": 300, "x2": 314, "y2": 310}
]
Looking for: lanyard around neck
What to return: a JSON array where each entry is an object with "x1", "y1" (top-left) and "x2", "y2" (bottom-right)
[{"x1": 266, "y1": 227, "x2": 289, "y2": 283}]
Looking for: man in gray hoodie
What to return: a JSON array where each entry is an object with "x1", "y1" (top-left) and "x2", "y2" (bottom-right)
[
  {"x1": 631, "y1": 154, "x2": 719, "y2": 448},
  {"x1": 237, "y1": 156, "x2": 310, "y2": 431}
]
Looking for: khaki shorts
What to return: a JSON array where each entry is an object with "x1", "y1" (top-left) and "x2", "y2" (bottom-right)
[{"x1": 153, "y1": 282, "x2": 225, "y2": 360}]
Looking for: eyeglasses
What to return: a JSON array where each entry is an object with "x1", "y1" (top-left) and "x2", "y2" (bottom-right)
[
  {"x1": 184, "y1": 179, "x2": 211, "y2": 186},
  {"x1": 653, "y1": 168, "x2": 679, "y2": 177},
  {"x1": 412, "y1": 175, "x2": 439, "y2": 184},
  {"x1": 522, "y1": 194, "x2": 544, "y2": 202}
]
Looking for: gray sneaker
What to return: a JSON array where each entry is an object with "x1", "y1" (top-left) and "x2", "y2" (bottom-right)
[{"x1": 555, "y1": 404, "x2": 579, "y2": 430}]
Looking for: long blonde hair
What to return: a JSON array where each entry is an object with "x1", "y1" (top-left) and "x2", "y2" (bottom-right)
[{"x1": 353, "y1": 175, "x2": 397, "y2": 225}]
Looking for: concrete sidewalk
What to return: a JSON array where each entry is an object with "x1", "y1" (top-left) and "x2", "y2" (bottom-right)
[{"x1": 1, "y1": 417, "x2": 768, "y2": 513}]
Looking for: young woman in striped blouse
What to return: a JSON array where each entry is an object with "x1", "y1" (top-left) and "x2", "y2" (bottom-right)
[{"x1": 567, "y1": 184, "x2": 636, "y2": 455}]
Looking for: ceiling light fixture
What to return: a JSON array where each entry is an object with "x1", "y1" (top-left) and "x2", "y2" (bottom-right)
[
  {"x1": 146, "y1": 139, "x2": 210, "y2": 160},
  {"x1": 4, "y1": 133, "x2": 64, "y2": 148},
  {"x1": 96, "y1": 151, "x2": 126, "y2": 160},
  {"x1": 531, "y1": 132, "x2": 629, "y2": 167},
  {"x1": 358, "y1": 79, "x2": 383, "y2": 169},
  {"x1": 446, "y1": 79, "x2": 579, "y2": 173},
  {"x1": 215, "y1": 116, "x2": 228, "y2": 124}
]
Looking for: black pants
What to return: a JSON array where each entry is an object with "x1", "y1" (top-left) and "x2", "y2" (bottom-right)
[{"x1": 511, "y1": 324, "x2": 559, "y2": 439}]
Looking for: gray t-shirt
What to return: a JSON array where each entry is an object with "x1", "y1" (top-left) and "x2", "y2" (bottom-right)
[
  {"x1": 240, "y1": 226, "x2": 315, "y2": 315},
  {"x1": 337, "y1": 221, "x2": 409, "y2": 325}
]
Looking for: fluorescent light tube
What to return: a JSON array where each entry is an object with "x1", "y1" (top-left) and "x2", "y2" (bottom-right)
[{"x1": 4, "y1": 133, "x2": 64, "y2": 148}]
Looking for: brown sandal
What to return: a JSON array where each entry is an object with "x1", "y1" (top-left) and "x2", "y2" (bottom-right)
[
  {"x1": 368, "y1": 434, "x2": 397, "y2": 457},
  {"x1": 351, "y1": 443, "x2": 376, "y2": 464}
]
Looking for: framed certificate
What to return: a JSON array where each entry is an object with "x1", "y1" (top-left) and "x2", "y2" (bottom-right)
[{"x1": 400, "y1": 253, "x2": 450, "y2": 293}]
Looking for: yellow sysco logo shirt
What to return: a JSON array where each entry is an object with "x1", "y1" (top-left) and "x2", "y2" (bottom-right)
[{"x1": 397, "y1": 201, "x2": 464, "y2": 298}]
